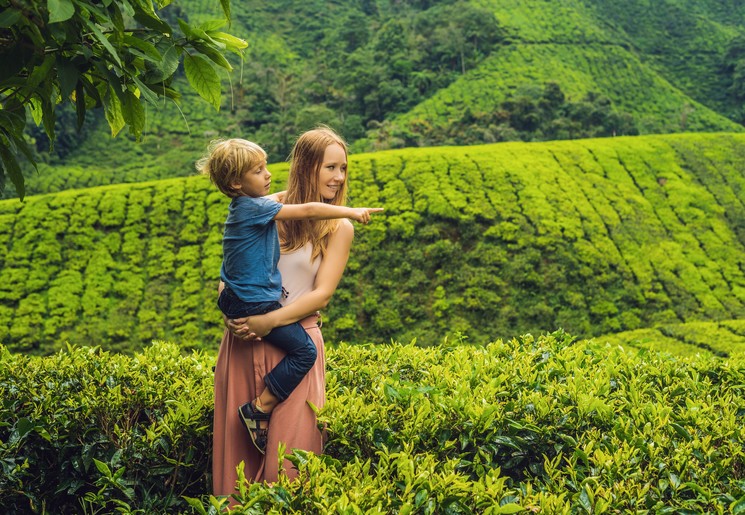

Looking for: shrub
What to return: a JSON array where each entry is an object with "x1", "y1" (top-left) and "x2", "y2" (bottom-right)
[{"x1": 2, "y1": 333, "x2": 745, "y2": 512}]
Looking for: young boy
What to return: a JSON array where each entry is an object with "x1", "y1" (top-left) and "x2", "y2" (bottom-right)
[{"x1": 198, "y1": 138, "x2": 381, "y2": 454}]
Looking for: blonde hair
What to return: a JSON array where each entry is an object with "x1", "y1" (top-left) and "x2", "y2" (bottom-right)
[
  {"x1": 278, "y1": 127, "x2": 349, "y2": 260},
  {"x1": 196, "y1": 138, "x2": 267, "y2": 197}
]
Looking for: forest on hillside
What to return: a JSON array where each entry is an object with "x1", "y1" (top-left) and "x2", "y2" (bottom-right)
[{"x1": 8, "y1": 0, "x2": 745, "y2": 199}]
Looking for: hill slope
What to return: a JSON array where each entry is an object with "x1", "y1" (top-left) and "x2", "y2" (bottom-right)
[
  {"x1": 3, "y1": 133, "x2": 745, "y2": 354},
  {"x1": 373, "y1": 0, "x2": 743, "y2": 147},
  {"x1": 9, "y1": 0, "x2": 745, "y2": 198}
]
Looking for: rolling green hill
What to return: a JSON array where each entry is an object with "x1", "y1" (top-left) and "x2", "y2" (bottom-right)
[
  {"x1": 9, "y1": 0, "x2": 745, "y2": 199},
  {"x1": 4, "y1": 133, "x2": 745, "y2": 355},
  {"x1": 372, "y1": 0, "x2": 744, "y2": 148}
]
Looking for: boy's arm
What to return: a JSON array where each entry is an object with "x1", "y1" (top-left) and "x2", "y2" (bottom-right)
[{"x1": 274, "y1": 202, "x2": 383, "y2": 224}]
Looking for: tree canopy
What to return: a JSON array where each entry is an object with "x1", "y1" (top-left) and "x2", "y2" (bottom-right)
[{"x1": 0, "y1": 0, "x2": 246, "y2": 199}]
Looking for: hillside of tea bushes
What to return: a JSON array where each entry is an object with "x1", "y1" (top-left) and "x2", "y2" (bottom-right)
[
  {"x1": 597, "y1": 318, "x2": 745, "y2": 359},
  {"x1": 2, "y1": 334, "x2": 744, "y2": 513},
  {"x1": 10, "y1": 0, "x2": 745, "y2": 198},
  {"x1": 4, "y1": 133, "x2": 745, "y2": 355}
]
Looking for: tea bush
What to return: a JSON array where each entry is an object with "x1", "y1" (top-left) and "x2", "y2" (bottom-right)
[
  {"x1": 0, "y1": 342, "x2": 215, "y2": 513},
  {"x1": 2, "y1": 332, "x2": 745, "y2": 513},
  {"x1": 6, "y1": 134, "x2": 745, "y2": 355}
]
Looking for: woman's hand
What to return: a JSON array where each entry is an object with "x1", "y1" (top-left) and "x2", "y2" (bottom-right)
[
  {"x1": 225, "y1": 313, "x2": 275, "y2": 341},
  {"x1": 225, "y1": 316, "x2": 259, "y2": 341}
]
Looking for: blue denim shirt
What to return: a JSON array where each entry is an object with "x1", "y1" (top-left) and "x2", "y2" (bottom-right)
[{"x1": 220, "y1": 196, "x2": 283, "y2": 303}]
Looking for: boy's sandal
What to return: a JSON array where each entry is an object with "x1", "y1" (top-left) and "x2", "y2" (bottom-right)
[{"x1": 238, "y1": 402, "x2": 271, "y2": 454}]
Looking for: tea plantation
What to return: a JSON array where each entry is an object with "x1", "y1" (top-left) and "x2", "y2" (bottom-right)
[
  {"x1": 2, "y1": 333, "x2": 744, "y2": 513},
  {"x1": 4, "y1": 133, "x2": 745, "y2": 355}
]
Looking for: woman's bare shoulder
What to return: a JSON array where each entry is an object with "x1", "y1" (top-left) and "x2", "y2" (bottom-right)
[{"x1": 333, "y1": 218, "x2": 354, "y2": 237}]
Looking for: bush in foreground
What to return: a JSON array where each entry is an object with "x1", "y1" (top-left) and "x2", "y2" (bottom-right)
[{"x1": 1, "y1": 333, "x2": 745, "y2": 513}]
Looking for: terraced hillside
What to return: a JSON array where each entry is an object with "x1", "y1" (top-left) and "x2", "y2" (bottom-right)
[
  {"x1": 10, "y1": 0, "x2": 744, "y2": 198},
  {"x1": 374, "y1": 0, "x2": 743, "y2": 147},
  {"x1": 3, "y1": 133, "x2": 745, "y2": 355}
]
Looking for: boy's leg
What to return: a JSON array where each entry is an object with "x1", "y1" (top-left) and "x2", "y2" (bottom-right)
[
  {"x1": 227, "y1": 300, "x2": 317, "y2": 454},
  {"x1": 261, "y1": 321, "x2": 318, "y2": 401}
]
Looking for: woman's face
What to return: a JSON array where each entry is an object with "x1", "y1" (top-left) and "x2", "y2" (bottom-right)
[{"x1": 317, "y1": 143, "x2": 347, "y2": 201}]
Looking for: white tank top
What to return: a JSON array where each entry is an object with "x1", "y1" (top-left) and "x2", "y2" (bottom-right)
[{"x1": 278, "y1": 242, "x2": 321, "y2": 306}]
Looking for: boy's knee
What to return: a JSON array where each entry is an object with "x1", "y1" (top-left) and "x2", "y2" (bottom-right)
[{"x1": 301, "y1": 341, "x2": 317, "y2": 370}]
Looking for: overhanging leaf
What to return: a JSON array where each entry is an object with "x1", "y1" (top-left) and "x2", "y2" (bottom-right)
[
  {"x1": 83, "y1": 18, "x2": 123, "y2": 68},
  {"x1": 0, "y1": 140, "x2": 26, "y2": 200},
  {"x1": 183, "y1": 53, "x2": 221, "y2": 110},
  {"x1": 192, "y1": 41, "x2": 232, "y2": 71},
  {"x1": 75, "y1": 82, "x2": 86, "y2": 129},
  {"x1": 0, "y1": 8, "x2": 22, "y2": 28},
  {"x1": 209, "y1": 31, "x2": 248, "y2": 53},
  {"x1": 132, "y1": 76, "x2": 159, "y2": 105},
  {"x1": 122, "y1": 35, "x2": 162, "y2": 63},
  {"x1": 48, "y1": 0, "x2": 75, "y2": 24},
  {"x1": 220, "y1": 0, "x2": 230, "y2": 22},
  {"x1": 56, "y1": 57, "x2": 79, "y2": 99},
  {"x1": 121, "y1": 90, "x2": 145, "y2": 140}
]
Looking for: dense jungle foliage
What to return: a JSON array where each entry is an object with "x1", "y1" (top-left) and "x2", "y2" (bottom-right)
[
  {"x1": 3, "y1": 133, "x2": 745, "y2": 356},
  {"x1": 2, "y1": 334, "x2": 744, "y2": 513},
  {"x1": 7, "y1": 0, "x2": 745, "y2": 198}
]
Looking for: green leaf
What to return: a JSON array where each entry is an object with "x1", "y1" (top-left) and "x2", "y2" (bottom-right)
[
  {"x1": 121, "y1": 90, "x2": 145, "y2": 140},
  {"x1": 183, "y1": 53, "x2": 221, "y2": 110},
  {"x1": 160, "y1": 45, "x2": 181, "y2": 76},
  {"x1": 731, "y1": 496, "x2": 745, "y2": 515},
  {"x1": 39, "y1": 95, "x2": 56, "y2": 144},
  {"x1": 193, "y1": 41, "x2": 232, "y2": 71},
  {"x1": 183, "y1": 497, "x2": 208, "y2": 515},
  {"x1": 93, "y1": 458, "x2": 112, "y2": 477},
  {"x1": 670, "y1": 422, "x2": 692, "y2": 441},
  {"x1": 26, "y1": 55, "x2": 55, "y2": 91},
  {"x1": 56, "y1": 57, "x2": 79, "y2": 99},
  {"x1": 495, "y1": 504, "x2": 524, "y2": 514},
  {"x1": 219, "y1": 0, "x2": 230, "y2": 22},
  {"x1": 578, "y1": 487, "x2": 592, "y2": 513},
  {"x1": 198, "y1": 19, "x2": 228, "y2": 32},
  {"x1": 0, "y1": 139, "x2": 26, "y2": 200},
  {"x1": 75, "y1": 82, "x2": 86, "y2": 129},
  {"x1": 0, "y1": 100, "x2": 26, "y2": 133},
  {"x1": 132, "y1": 76, "x2": 159, "y2": 105},
  {"x1": 15, "y1": 417, "x2": 34, "y2": 439},
  {"x1": 0, "y1": 8, "x2": 22, "y2": 28},
  {"x1": 209, "y1": 31, "x2": 248, "y2": 53},
  {"x1": 178, "y1": 18, "x2": 196, "y2": 39},
  {"x1": 83, "y1": 18, "x2": 122, "y2": 68},
  {"x1": 133, "y1": 10, "x2": 171, "y2": 34},
  {"x1": 48, "y1": 0, "x2": 75, "y2": 24},
  {"x1": 122, "y1": 35, "x2": 162, "y2": 63}
]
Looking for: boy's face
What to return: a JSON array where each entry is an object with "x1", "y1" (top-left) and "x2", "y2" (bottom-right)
[{"x1": 232, "y1": 160, "x2": 271, "y2": 197}]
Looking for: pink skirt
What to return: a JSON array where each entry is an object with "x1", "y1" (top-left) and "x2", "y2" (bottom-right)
[{"x1": 212, "y1": 314, "x2": 325, "y2": 495}]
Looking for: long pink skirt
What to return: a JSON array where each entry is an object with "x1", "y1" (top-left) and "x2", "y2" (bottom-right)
[{"x1": 212, "y1": 314, "x2": 325, "y2": 495}]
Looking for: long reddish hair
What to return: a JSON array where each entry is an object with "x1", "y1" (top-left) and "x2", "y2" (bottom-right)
[{"x1": 278, "y1": 127, "x2": 349, "y2": 260}]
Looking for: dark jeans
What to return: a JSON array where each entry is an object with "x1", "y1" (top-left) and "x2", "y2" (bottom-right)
[{"x1": 218, "y1": 285, "x2": 317, "y2": 401}]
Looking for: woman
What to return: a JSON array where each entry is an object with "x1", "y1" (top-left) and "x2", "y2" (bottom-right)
[{"x1": 213, "y1": 127, "x2": 359, "y2": 493}]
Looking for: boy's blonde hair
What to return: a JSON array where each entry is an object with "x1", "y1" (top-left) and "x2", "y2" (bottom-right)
[
  {"x1": 278, "y1": 127, "x2": 349, "y2": 260},
  {"x1": 196, "y1": 138, "x2": 267, "y2": 197}
]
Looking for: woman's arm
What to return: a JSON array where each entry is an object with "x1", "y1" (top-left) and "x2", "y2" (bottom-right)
[{"x1": 231, "y1": 219, "x2": 354, "y2": 338}]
